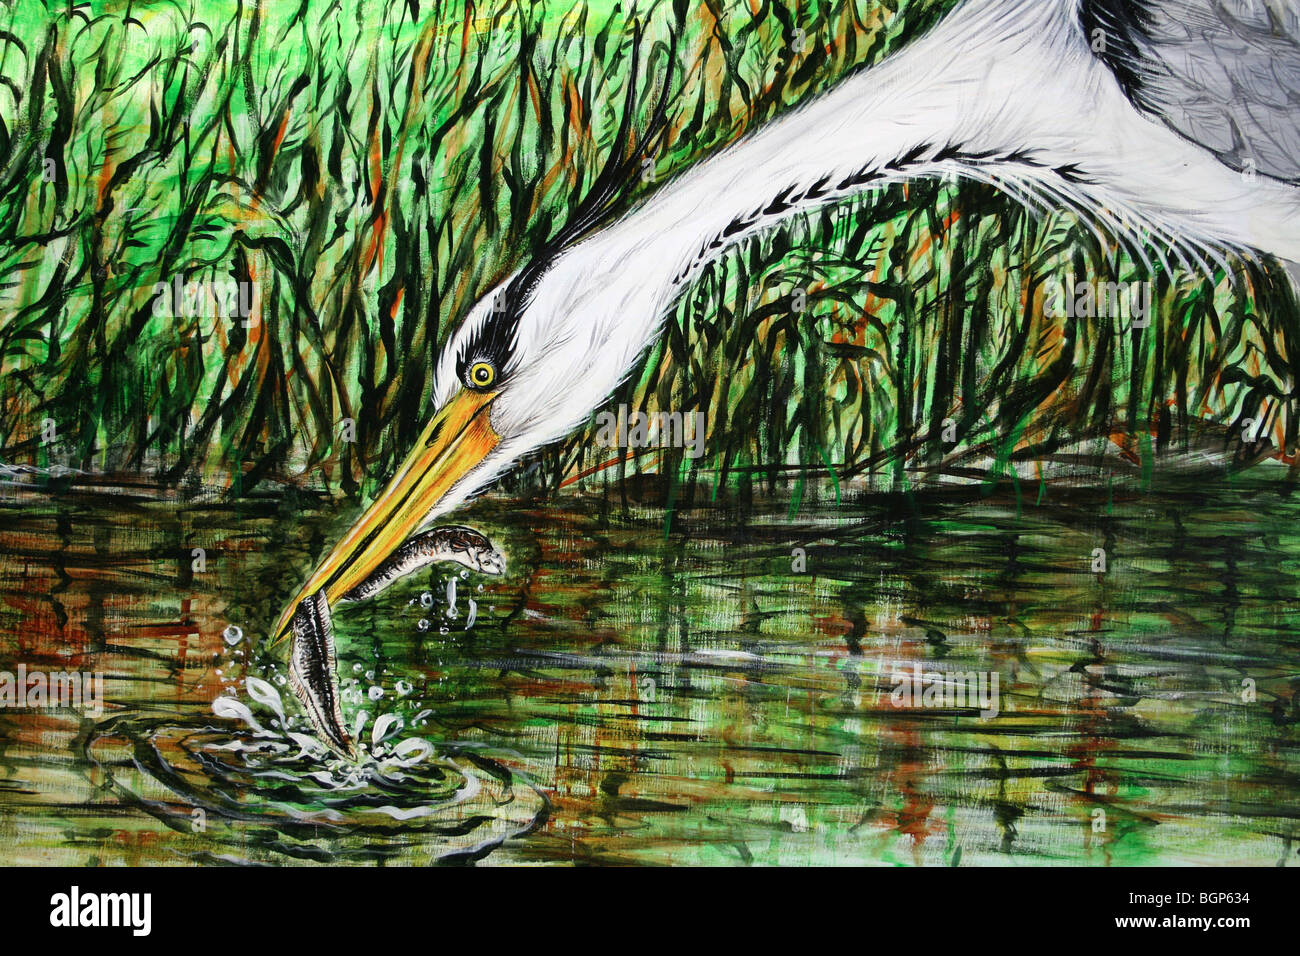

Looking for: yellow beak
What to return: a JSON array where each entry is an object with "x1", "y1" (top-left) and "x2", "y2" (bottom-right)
[{"x1": 272, "y1": 387, "x2": 500, "y2": 645}]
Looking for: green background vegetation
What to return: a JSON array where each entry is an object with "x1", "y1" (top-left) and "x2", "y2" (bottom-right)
[{"x1": 1, "y1": 0, "x2": 1297, "y2": 508}]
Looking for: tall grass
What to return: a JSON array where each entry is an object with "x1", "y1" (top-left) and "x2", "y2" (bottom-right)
[{"x1": 0, "y1": 0, "x2": 1296, "y2": 508}]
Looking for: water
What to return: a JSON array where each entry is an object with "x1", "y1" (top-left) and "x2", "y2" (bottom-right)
[{"x1": 0, "y1": 472, "x2": 1297, "y2": 865}]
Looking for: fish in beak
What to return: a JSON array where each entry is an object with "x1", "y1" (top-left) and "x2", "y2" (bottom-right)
[{"x1": 272, "y1": 387, "x2": 506, "y2": 756}]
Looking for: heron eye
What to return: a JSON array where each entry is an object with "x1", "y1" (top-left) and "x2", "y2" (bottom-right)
[{"x1": 468, "y1": 361, "x2": 496, "y2": 389}]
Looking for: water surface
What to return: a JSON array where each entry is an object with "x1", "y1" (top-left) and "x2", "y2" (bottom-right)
[{"x1": 0, "y1": 472, "x2": 1297, "y2": 865}]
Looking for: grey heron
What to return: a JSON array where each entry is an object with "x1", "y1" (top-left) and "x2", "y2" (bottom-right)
[{"x1": 272, "y1": 0, "x2": 1300, "y2": 755}]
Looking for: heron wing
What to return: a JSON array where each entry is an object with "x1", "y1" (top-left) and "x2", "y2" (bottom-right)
[{"x1": 1084, "y1": 0, "x2": 1300, "y2": 183}]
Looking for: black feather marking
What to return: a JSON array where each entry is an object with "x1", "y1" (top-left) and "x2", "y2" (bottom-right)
[
  {"x1": 886, "y1": 142, "x2": 932, "y2": 171},
  {"x1": 1055, "y1": 162, "x2": 1094, "y2": 185},
  {"x1": 723, "y1": 210, "x2": 761, "y2": 238},
  {"x1": 804, "y1": 173, "x2": 832, "y2": 200},
  {"x1": 506, "y1": 20, "x2": 679, "y2": 306},
  {"x1": 1003, "y1": 148, "x2": 1046, "y2": 168},
  {"x1": 933, "y1": 142, "x2": 966, "y2": 164},
  {"x1": 455, "y1": 300, "x2": 519, "y2": 388},
  {"x1": 836, "y1": 166, "x2": 882, "y2": 191},
  {"x1": 1079, "y1": 0, "x2": 1159, "y2": 110},
  {"x1": 451, "y1": 19, "x2": 681, "y2": 384},
  {"x1": 763, "y1": 183, "x2": 798, "y2": 216}
]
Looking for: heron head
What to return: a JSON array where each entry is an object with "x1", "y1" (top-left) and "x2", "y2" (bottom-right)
[
  {"x1": 270, "y1": 251, "x2": 631, "y2": 643},
  {"x1": 429, "y1": 249, "x2": 645, "y2": 498}
]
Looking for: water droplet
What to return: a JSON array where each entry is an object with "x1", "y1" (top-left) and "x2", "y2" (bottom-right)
[
  {"x1": 245, "y1": 676, "x2": 286, "y2": 724},
  {"x1": 352, "y1": 662, "x2": 362, "y2": 672},
  {"x1": 367, "y1": 685, "x2": 384, "y2": 701},
  {"x1": 395, "y1": 679, "x2": 413, "y2": 697},
  {"x1": 417, "y1": 618, "x2": 429, "y2": 631},
  {"x1": 212, "y1": 696, "x2": 263, "y2": 733},
  {"x1": 222, "y1": 625, "x2": 243, "y2": 646},
  {"x1": 420, "y1": 591, "x2": 434, "y2": 609},
  {"x1": 372, "y1": 712, "x2": 403, "y2": 744},
  {"x1": 465, "y1": 598, "x2": 478, "y2": 629},
  {"x1": 287, "y1": 732, "x2": 326, "y2": 760},
  {"x1": 390, "y1": 737, "x2": 433, "y2": 766}
]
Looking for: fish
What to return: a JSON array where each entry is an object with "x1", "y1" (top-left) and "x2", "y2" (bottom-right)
[{"x1": 286, "y1": 526, "x2": 505, "y2": 757}]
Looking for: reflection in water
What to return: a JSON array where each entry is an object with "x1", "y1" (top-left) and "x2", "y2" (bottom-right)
[{"x1": 0, "y1": 473, "x2": 1298, "y2": 865}]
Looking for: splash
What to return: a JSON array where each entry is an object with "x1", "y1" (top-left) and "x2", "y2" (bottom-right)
[{"x1": 84, "y1": 675, "x2": 548, "y2": 864}]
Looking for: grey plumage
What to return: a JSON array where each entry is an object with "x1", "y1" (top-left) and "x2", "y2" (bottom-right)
[{"x1": 1086, "y1": 0, "x2": 1300, "y2": 183}]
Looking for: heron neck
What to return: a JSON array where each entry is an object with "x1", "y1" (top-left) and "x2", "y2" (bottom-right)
[{"x1": 598, "y1": 0, "x2": 1086, "y2": 307}]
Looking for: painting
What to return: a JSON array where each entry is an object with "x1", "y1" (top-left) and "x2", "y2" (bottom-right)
[{"x1": 1, "y1": 0, "x2": 1298, "y2": 875}]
